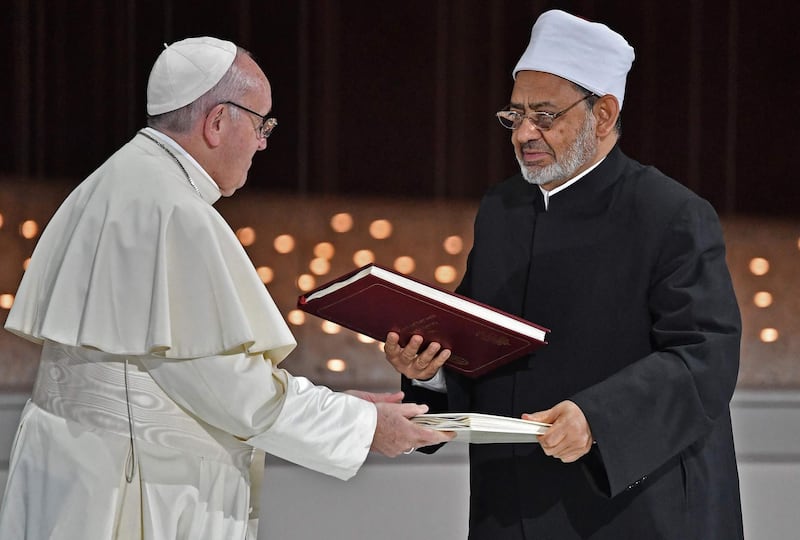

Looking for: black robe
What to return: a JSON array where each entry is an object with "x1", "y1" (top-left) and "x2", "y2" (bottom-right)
[{"x1": 404, "y1": 146, "x2": 743, "y2": 539}]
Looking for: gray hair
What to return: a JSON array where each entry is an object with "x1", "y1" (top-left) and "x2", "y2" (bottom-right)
[
  {"x1": 571, "y1": 82, "x2": 622, "y2": 135},
  {"x1": 146, "y1": 47, "x2": 260, "y2": 133}
]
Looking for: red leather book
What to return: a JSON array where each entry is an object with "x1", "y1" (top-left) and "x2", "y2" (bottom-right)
[{"x1": 297, "y1": 264, "x2": 549, "y2": 378}]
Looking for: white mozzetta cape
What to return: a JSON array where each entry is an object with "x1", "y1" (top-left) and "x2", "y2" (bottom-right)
[
  {"x1": 0, "y1": 130, "x2": 376, "y2": 540},
  {"x1": 6, "y1": 129, "x2": 296, "y2": 361}
]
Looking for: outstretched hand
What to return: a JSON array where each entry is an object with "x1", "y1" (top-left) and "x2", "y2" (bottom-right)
[
  {"x1": 524, "y1": 400, "x2": 594, "y2": 463},
  {"x1": 371, "y1": 401, "x2": 455, "y2": 457},
  {"x1": 383, "y1": 332, "x2": 451, "y2": 381},
  {"x1": 345, "y1": 389, "x2": 404, "y2": 404}
]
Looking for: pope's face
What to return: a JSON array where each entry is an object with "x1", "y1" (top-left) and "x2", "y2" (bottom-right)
[
  {"x1": 509, "y1": 71, "x2": 598, "y2": 190},
  {"x1": 215, "y1": 57, "x2": 271, "y2": 197}
]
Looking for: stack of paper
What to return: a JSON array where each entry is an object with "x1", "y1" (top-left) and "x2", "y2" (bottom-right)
[{"x1": 412, "y1": 412, "x2": 550, "y2": 444}]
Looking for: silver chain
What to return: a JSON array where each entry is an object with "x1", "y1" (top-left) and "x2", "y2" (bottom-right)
[{"x1": 139, "y1": 130, "x2": 202, "y2": 197}]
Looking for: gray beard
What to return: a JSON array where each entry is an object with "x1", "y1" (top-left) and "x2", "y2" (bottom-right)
[{"x1": 517, "y1": 112, "x2": 598, "y2": 186}]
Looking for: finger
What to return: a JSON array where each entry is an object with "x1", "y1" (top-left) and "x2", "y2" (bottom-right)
[
  {"x1": 415, "y1": 427, "x2": 456, "y2": 447},
  {"x1": 438, "y1": 430, "x2": 457, "y2": 441},
  {"x1": 538, "y1": 427, "x2": 566, "y2": 449},
  {"x1": 402, "y1": 349, "x2": 418, "y2": 363},
  {"x1": 416, "y1": 342, "x2": 441, "y2": 363},
  {"x1": 523, "y1": 411, "x2": 554, "y2": 424},
  {"x1": 556, "y1": 445, "x2": 590, "y2": 463},
  {"x1": 546, "y1": 433, "x2": 593, "y2": 461},
  {"x1": 540, "y1": 438, "x2": 572, "y2": 459},
  {"x1": 399, "y1": 403, "x2": 429, "y2": 418},
  {"x1": 385, "y1": 333, "x2": 410, "y2": 357},
  {"x1": 369, "y1": 391, "x2": 404, "y2": 404},
  {"x1": 430, "y1": 348, "x2": 451, "y2": 369},
  {"x1": 401, "y1": 335, "x2": 425, "y2": 359},
  {"x1": 411, "y1": 346, "x2": 450, "y2": 376},
  {"x1": 413, "y1": 354, "x2": 432, "y2": 370}
]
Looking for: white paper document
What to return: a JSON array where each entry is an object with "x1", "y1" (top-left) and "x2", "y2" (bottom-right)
[{"x1": 412, "y1": 412, "x2": 550, "y2": 444}]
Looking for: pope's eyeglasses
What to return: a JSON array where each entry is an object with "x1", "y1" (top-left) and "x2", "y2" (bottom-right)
[{"x1": 222, "y1": 101, "x2": 277, "y2": 140}]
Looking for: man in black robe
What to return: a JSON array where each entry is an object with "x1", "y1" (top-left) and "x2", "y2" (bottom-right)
[{"x1": 384, "y1": 9, "x2": 743, "y2": 540}]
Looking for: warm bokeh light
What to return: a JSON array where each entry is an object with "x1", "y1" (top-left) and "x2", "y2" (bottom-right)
[
  {"x1": 236, "y1": 227, "x2": 256, "y2": 246},
  {"x1": 274, "y1": 234, "x2": 296, "y2": 254},
  {"x1": 287, "y1": 309, "x2": 306, "y2": 325},
  {"x1": 309, "y1": 257, "x2": 331, "y2": 276},
  {"x1": 443, "y1": 235, "x2": 464, "y2": 255},
  {"x1": 394, "y1": 256, "x2": 415, "y2": 274},
  {"x1": 748, "y1": 257, "x2": 770, "y2": 276},
  {"x1": 20, "y1": 220, "x2": 39, "y2": 239},
  {"x1": 0, "y1": 212, "x2": 4, "y2": 229},
  {"x1": 330, "y1": 213, "x2": 353, "y2": 233},
  {"x1": 357, "y1": 334, "x2": 376, "y2": 344},
  {"x1": 0, "y1": 294, "x2": 14, "y2": 310},
  {"x1": 296, "y1": 273, "x2": 316, "y2": 291},
  {"x1": 23, "y1": 258, "x2": 31, "y2": 271},
  {"x1": 435, "y1": 265, "x2": 457, "y2": 284},
  {"x1": 760, "y1": 328, "x2": 779, "y2": 343},
  {"x1": 321, "y1": 321, "x2": 342, "y2": 335},
  {"x1": 326, "y1": 358, "x2": 347, "y2": 372},
  {"x1": 255, "y1": 266, "x2": 274, "y2": 284},
  {"x1": 369, "y1": 219, "x2": 393, "y2": 240},
  {"x1": 353, "y1": 249, "x2": 375, "y2": 267},
  {"x1": 314, "y1": 242, "x2": 335, "y2": 259},
  {"x1": 753, "y1": 291, "x2": 773, "y2": 308}
]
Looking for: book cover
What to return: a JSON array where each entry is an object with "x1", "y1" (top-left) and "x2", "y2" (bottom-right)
[{"x1": 297, "y1": 264, "x2": 549, "y2": 378}]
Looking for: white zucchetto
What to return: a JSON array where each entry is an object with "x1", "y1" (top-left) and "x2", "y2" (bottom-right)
[
  {"x1": 147, "y1": 36, "x2": 237, "y2": 116},
  {"x1": 513, "y1": 10, "x2": 635, "y2": 109}
]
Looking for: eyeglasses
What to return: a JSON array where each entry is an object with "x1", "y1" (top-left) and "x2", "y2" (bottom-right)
[
  {"x1": 222, "y1": 101, "x2": 278, "y2": 139},
  {"x1": 496, "y1": 94, "x2": 595, "y2": 131}
]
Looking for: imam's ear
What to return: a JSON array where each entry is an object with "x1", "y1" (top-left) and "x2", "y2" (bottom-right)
[{"x1": 594, "y1": 94, "x2": 619, "y2": 137}]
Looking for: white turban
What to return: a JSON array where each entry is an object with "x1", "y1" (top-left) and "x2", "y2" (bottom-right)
[
  {"x1": 513, "y1": 10, "x2": 635, "y2": 109},
  {"x1": 147, "y1": 36, "x2": 237, "y2": 116}
]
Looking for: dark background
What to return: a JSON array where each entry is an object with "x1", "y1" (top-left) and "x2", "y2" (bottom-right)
[{"x1": 2, "y1": 0, "x2": 797, "y2": 216}]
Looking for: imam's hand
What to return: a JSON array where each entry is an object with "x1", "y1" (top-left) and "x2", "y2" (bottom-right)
[
  {"x1": 524, "y1": 400, "x2": 594, "y2": 463},
  {"x1": 384, "y1": 332, "x2": 451, "y2": 381}
]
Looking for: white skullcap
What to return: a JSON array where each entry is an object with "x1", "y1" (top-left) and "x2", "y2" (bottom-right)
[
  {"x1": 513, "y1": 10, "x2": 635, "y2": 109},
  {"x1": 147, "y1": 36, "x2": 237, "y2": 115}
]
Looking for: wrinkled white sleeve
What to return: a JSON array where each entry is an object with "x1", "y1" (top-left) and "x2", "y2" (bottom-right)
[{"x1": 140, "y1": 352, "x2": 377, "y2": 480}]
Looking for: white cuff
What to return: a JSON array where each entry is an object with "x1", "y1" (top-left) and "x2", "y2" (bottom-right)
[{"x1": 410, "y1": 369, "x2": 447, "y2": 393}]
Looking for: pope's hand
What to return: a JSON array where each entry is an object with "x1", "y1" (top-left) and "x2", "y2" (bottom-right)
[
  {"x1": 371, "y1": 401, "x2": 454, "y2": 457},
  {"x1": 383, "y1": 332, "x2": 450, "y2": 381},
  {"x1": 345, "y1": 389, "x2": 404, "y2": 404}
]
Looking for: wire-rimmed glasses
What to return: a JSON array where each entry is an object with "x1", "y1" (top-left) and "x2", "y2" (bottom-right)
[
  {"x1": 222, "y1": 101, "x2": 278, "y2": 139},
  {"x1": 496, "y1": 94, "x2": 595, "y2": 131}
]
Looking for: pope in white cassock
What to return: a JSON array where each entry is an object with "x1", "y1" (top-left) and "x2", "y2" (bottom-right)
[{"x1": 0, "y1": 37, "x2": 451, "y2": 539}]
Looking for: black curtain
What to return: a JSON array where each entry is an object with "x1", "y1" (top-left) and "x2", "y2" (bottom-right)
[{"x1": 2, "y1": 0, "x2": 797, "y2": 215}]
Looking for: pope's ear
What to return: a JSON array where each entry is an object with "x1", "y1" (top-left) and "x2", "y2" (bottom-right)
[
  {"x1": 593, "y1": 95, "x2": 619, "y2": 137},
  {"x1": 202, "y1": 103, "x2": 226, "y2": 147}
]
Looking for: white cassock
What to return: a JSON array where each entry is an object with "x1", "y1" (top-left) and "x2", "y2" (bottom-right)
[{"x1": 0, "y1": 128, "x2": 377, "y2": 539}]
